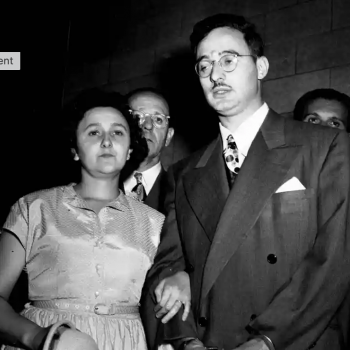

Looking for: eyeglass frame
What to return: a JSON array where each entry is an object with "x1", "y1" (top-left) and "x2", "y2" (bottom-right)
[
  {"x1": 129, "y1": 109, "x2": 170, "y2": 129},
  {"x1": 195, "y1": 53, "x2": 256, "y2": 78}
]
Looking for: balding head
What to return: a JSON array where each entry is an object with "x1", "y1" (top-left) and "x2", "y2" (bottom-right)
[{"x1": 127, "y1": 88, "x2": 174, "y2": 171}]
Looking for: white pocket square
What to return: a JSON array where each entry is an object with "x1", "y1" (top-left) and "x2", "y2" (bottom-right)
[{"x1": 275, "y1": 177, "x2": 306, "y2": 193}]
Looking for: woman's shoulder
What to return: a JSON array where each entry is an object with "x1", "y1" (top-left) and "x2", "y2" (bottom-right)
[{"x1": 17, "y1": 185, "x2": 71, "y2": 207}]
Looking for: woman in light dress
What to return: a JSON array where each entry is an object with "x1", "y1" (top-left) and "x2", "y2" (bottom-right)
[{"x1": 0, "y1": 89, "x2": 188, "y2": 350}]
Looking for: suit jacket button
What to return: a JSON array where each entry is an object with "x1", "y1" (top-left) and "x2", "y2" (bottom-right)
[
  {"x1": 250, "y1": 314, "x2": 257, "y2": 321},
  {"x1": 267, "y1": 254, "x2": 277, "y2": 264},
  {"x1": 198, "y1": 317, "x2": 208, "y2": 327}
]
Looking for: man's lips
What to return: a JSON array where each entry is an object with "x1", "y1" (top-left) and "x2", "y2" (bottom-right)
[{"x1": 212, "y1": 86, "x2": 232, "y2": 93}]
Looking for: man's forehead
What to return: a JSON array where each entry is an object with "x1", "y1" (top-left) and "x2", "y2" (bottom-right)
[
  {"x1": 307, "y1": 98, "x2": 347, "y2": 113},
  {"x1": 129, "y1": 92, "x2": 169, "y2": 114},
  {"x1": 306, "y1": 98, "x2": 348, "y2": 122},
  {"x1": 196, "y1": 27, "x2": 246, "y2": 57}
]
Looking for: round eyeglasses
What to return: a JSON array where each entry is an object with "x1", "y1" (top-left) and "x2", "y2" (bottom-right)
[
  {"x1": 195, "y1": 53, "x2": 255, "y2": 78},
  {"x1": 129, "y1": 110, "x2": 170, "y2": 129}
]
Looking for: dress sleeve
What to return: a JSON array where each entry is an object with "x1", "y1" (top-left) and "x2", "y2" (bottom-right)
[{"x1": 2, "y1": 197, "x2": 29, "y2": 252}]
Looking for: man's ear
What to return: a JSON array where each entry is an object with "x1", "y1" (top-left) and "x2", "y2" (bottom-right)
[
  {"x1": 71, "y1": 148, "x2": 79, "y2": 161},
  {"x1": 256, "y1": 56, "x2": 269, "y2": 80},
  {"x1": 165, "y1": 127, "x2": 175, "y2": 147},
  {"x1": 127, "y1": 148, "x2": 133, "y2": 160}
]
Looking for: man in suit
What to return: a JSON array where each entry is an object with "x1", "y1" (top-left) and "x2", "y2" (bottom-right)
[
  {"x1": 293, "y1": 88, "x2": 350, "y2": 132},
  {"x1": 143, "y1": 13, "x2": 350, "y2": 350},
  {"x1": 123, "y1": 88, "x2": 174, "y2": 213}
]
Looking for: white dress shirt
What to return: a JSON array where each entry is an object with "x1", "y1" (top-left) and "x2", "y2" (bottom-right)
[
  {"x1": 219, "y1": 103, "x2": 269, "y2": 168},
  {"x1": 124, "y1": 161, "x2": 162, "y2": 196}
]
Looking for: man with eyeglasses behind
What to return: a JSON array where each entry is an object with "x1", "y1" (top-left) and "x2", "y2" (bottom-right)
[
  {"x1": 143, "y1": 13, "x2": 350, "y2": 350},
  {"x1": 122, "y1": 88, "x2": 174, "y2": 213},
  {"x1": 122, "y1": 88, "x2": 185, "y2": 350}
]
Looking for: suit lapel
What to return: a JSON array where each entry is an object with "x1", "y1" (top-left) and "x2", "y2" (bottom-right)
[
  {"x1": 145, "y1": 168, "x2": 165, "y2": 211},
  {"x1": 183, "y1": 137, "x2": 230, "y2": 241},
  {"x1": 200, "y1": 111, "x2": 303, "y2": 303}
]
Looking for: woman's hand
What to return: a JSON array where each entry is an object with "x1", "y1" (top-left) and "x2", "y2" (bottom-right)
[
  {"x1": 154, "y1": 271, "x2": 191, "y2": 323},
  {"x1": 35, "y1": 322, "x2": 99, "y2": 350},
  {"x1": 32, "y1": 323, "x2": 72, "y2": 350}
]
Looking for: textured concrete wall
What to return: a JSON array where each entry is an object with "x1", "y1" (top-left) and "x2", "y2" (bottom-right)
[{"x1": 64, "y1": 0, "x2": 350, "y2": 167}]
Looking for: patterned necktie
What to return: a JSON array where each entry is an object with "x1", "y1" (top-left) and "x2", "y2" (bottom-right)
[
  {"x1": 131, "y1": 172, "x2": 146, "y2": 202},
  {"x1": 223, "y1": 134, "x2": 241, "y2": 187}
]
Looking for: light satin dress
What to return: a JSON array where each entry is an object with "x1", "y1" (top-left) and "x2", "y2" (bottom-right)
[{"x1": 1, "y1": 185, "x2": 166, "y2": 350}]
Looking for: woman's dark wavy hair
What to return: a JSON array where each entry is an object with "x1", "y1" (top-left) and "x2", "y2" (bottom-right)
[
  {"x1": 293, "y1": 88, "x2": 350, "y2": 131},
  {"x1": 63, "y1": 88, "x2": 148, "y2": 168},
  {"x1": 190, "y1": 13, "x2": 264, "y2": 57}
]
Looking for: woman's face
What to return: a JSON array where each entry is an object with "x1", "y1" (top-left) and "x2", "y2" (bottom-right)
[{"x1": 73, "y1": 107, "x2": 132, "y2": 178}]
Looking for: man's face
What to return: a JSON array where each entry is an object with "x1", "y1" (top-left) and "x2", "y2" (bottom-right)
[
  {"x1": 129, "y1": 93, "x2": 174, "y2": 163},
  {"x1": 303, "y1": 98, "x2": 348, "y2": 131},
  {"x1": 196, "y1": 27, "x2": 266, "y2": 117}
]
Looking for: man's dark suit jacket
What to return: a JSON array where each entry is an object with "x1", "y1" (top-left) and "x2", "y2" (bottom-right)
[
  {"x1": 143, "y1": 110, "x2": 350, "y2": 350},
  {"x1": 143, "y1": 167, "x2": 167, "y2": 214}
]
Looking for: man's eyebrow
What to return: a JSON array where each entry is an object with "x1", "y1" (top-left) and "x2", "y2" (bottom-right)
[
  {"x1": 196, "y1": 54, "x2": 209, "y2": 63},
  {"x1": 196, "y1": 50, "x2": 239, "y2": 63}
]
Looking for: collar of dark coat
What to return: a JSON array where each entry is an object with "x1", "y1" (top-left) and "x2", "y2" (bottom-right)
[{"x1": 195, "y1": 109, "x2": 298, "y2": 169}]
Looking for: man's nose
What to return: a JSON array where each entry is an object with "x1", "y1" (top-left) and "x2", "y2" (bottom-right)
[
  {"x1": 210, "y1": 62, "x2": 225, "y2": 83},
  {"x1": 142, "y1": 116, "x2": 154, "y2": 130}
]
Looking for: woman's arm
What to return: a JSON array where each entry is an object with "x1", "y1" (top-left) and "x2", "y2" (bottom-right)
[{"x1": 0, "y1": 231, "x2": 48, "y2": 350}]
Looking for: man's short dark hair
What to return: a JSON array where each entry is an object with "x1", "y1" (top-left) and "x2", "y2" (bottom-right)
[
  {"x1": 190, "y1": 13, "x2": 264, "y2": 57},
  {"x1": 293, "y1": 88, "x2": 350, "y2": 131}
]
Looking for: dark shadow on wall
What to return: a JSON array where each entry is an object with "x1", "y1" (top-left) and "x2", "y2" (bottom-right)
[{"x1": 157, "y1": 48, "x2": 219, "y2": 153}]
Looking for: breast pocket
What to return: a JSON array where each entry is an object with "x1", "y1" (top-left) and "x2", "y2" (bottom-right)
[
  {"x1": 259, "y1": 188, "x2": 316, "y2": 266},
  {"x1": 271, "y1": 188, "x2": 315, "y2": 215}
]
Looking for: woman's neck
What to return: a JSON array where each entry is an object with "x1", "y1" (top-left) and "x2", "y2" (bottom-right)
[{"x1": 74, "y1": 174, "x2": 120, "y2": 201}]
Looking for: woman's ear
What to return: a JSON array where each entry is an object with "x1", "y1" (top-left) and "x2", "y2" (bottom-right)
[{"x1": 71, "y1": 148, "x2": 79, "y2": 161}]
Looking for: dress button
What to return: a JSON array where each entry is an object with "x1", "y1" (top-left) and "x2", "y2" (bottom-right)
[
  {"x1": 95, "y1": 291, "x2": 100, "y2": 297},
  {"x1": 250, "y1": 314, "x2": 257, "y2": 321},
  {"x1": 198, "y1": 317, "x2": 208, "y2": 327},
  {"x1": 267, "y1": 254, "x2": 277, "y2": 264}
]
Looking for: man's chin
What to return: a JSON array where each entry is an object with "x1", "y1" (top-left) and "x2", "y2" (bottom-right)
[
  {"x1": 214, "y1": 101, "x2": 240, "y2": 116},
  {"x1": 146, "y1": 142, "x2": 156, "y2": 154}
]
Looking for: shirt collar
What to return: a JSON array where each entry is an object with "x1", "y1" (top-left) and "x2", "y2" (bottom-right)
[
  {"x1": 62, "y1": 183, "x2": 130, "y2": 212},
  {"x1": 219, "y1": 103, "x2": 269, "y2": 157},
  {"x1": 138, "y1": 161, "x2": 162, "y2": 193}
]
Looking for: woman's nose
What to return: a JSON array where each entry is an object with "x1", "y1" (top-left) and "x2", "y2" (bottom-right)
[{"x1": 101, "y1": 135, "x2": 112, "y2": 148}]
